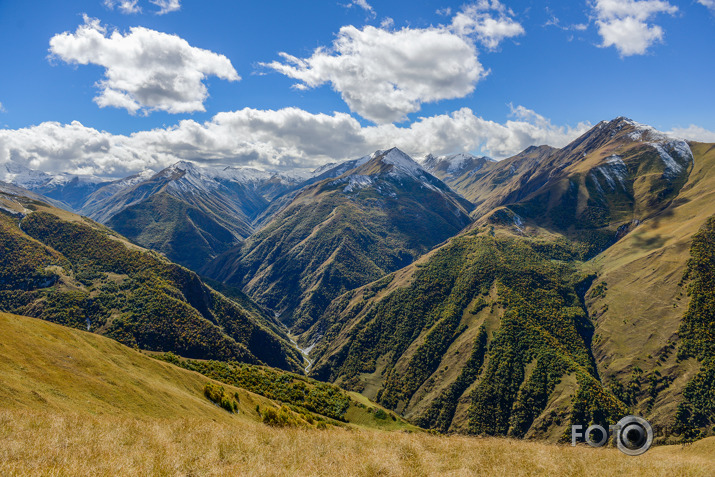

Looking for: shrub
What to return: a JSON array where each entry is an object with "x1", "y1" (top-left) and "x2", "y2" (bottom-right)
[
  {"x1": 203, "y1": 382, "x2": 239, "y2": 414},
  {"x1": 262, "y1": 406, "x2": 299, "y2": 427}
]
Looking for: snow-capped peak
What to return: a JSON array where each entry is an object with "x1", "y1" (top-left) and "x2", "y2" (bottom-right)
[
  {"x1": 2, "y1": 163, "x2": 51, "y2": 188},
  {"x1": 377, "y1": 147, "x2": 425, "y2": 177}
]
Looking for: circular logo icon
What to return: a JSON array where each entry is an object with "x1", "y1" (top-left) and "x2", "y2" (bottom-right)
[{"x1": 615, "y1": 415, "x2": 653, "y2": 456}]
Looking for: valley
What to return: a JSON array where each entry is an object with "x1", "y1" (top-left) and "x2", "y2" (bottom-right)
[{"x1": 1, "y1": 117, "x2": 714, "y2": 473}]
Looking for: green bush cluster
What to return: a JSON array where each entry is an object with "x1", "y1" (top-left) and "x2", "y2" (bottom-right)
[
  {"x1": 203, "y1": 382, "x2": 239, "y2": 413},
  {"x1": 158, "y1": 354, "x2": 351, "y2": 421}
]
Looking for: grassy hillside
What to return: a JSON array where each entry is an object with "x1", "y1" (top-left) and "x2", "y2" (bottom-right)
[
  {"x1": 0, "y1": 312, "x2": 266, "y2": 420},
  {"x1": 1, "y1": 312, "x2": 711, "y2": 475},
  {"x1": 0, "y1": 311, "x2": 411, "y2": 430},
  {"x1": 204, "y1": 149, "x2": 473, "y2": 333},
  {"x1": 0, "y1": 190, "x2": 303, "y2": 371},
  {"x1": 581, "y1": 141, "x2": 715, "y2": 434}
]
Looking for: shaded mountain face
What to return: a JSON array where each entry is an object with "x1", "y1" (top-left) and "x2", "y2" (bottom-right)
[
  {"x1": 0, "y1": 187, "x2": 303, "y2": 372},
  {"x1": 301, "y1": 121, "x2": 715, "y2": 441},
  {"x1": 421, "y1": 153, "x2": 495, "y2": 184},
  {"x1": 203, "y1": 148, "x2": 474, "y2": 333}
]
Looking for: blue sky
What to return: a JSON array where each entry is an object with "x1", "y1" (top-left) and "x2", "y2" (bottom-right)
[{"x1": 0, "y1": 0, "x2": 714, "y2": 177}]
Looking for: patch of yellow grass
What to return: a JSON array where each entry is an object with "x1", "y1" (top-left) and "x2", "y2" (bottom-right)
[{"x1": 0, "y1": 410, "x2": 712, "y2": 477}]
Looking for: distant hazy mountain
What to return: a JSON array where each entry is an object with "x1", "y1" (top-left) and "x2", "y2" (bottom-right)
[
  {"x1": 203, "y1": 148, "x2": 474, "y2": 333},
  {"x1": 421, "y1": 152, "x2": 495, "y2": 184},
  {"x1": 1, "y1": 163, "x2": 110, "y2": 211},
  {"x1": 79, "y1": 161, "x2": 305, "y2": 271}
]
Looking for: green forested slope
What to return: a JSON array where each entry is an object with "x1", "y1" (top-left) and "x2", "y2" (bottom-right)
[
  {"x1": 308, "y1": 228, "x2": 626, "y2": 439},
  {"x1": 0, "y1": 192, "x2": 303, "y2": 372},
  {"x1": 675, "y1": 216, "x2": 715, "y2": 440}
]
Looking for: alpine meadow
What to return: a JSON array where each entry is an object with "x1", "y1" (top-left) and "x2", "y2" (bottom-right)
[{"x1": 1, "y1": 0, "x2": 714, "y2": 475}]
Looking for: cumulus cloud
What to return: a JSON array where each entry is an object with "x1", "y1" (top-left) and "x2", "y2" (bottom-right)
[
  {"x1": 592, "y1": 0, "x2": 677, "y2": 56},
  {"x1": 263, "y1": 3, "x2": 523, "y2": 124},
  {"x1": 668, "y1": 125, "x2": 715, "y2": 143},
  {"x1": 49, "y1": 16, "x2": 239, "y2": 114},
  {"x1": 262, "y1": 26, "x2": 485, "y2": 124},
  {"x1": 0, "y1": 106, "x2": 590, "y2": 177},
  {"x1": 104, "y1": 0, "x2": 141, "y2": 14},
  {"x1": 451, "y1": 0, "x2": 525, "y2": 50}
]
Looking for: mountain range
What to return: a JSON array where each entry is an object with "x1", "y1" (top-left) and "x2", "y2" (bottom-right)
[{"x1": 1, "y1": 117, "x2": 713, "y2": 442}]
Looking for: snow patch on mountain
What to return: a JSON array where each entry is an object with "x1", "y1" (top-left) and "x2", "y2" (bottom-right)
[
  {"x1": 340, "y1": 175, "x2": 374, "y2": 193},
  {"x1": 593, "y1": 155, "x2": 628, "y2": 191},
  {"x1": 379, "y1": 148, "x2": 427, "y2": 179},
  {"x1": 2, "y1": 163, "x2": 106, "y2": 190},
  {"x1": 650, "y1": 140, "x2": 692, "y2": 178}
]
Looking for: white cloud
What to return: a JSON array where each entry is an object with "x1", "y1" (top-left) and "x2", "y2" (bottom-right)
[
  {"x1": 668, "y1": 125, "x2": 715, "y2": 143},
  {"x1": 450, "y1": 0, "x2": 525, "y2": 50},
  {"x1": 104, "y1": 0, "x2": 180, "y2": 15},
  {"x1": 104, "y1": 0, "x2": 142, "y2": 14},
  {"x1": 345, "y1": 0, "x2": 375, "y2": 17},
  {"x1": 0, "y1": 106, "x2": 590, "y2": 177},
  {"x1": 698, "y1": 0, "x2": 715, "y2": 12},
  {"x1": 0, "y1": 102, "x2": 5, "y2": 113},
  {"x1": 149, "y1": 0, "x2": 180, "y2": 15},
  {"x1": 49, "y1": 16, "x2": 239, "y2": 114},
  {"x1": 262, "y1": 25, "x2": 485, "y2": 124},
  {"x1": 592, "y1": 0, "x2": 677, "y2": 56},
  {"x1": 380, "y1": 17, "x2": 395, "y2": 29},
  {"x1": 264, "y1": 3, "x2": 523, "y2": 124}
]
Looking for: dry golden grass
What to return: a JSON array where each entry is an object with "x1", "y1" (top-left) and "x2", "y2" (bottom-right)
[{"x1": 0, "y1": 409, "x2": 712, "y2": 477}]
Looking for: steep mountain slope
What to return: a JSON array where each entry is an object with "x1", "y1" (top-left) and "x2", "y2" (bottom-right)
[
  {"x1": 204, "y1": 148, "x2": 474, "y2": 333},
  {"x1": 452, "y1": 118, "x2": 694, "y2": 255},
  {"x1": 0, "y1": 187, "x2": 303, "y2": 371},
  {"x1": 302, "y1": 121, "x2": 715, "y2": 440},
  {"x1": 90, "y1": 162, "x2": 268, "y2": 270},
  {"x1": 581, "y1": 140, "x2": 715, "y2": 439},
  {"x1": 307, "y1": 228, "x2": 623, "y2": 440},
  {"x1": 421, "y1": 152, "x2": 495, "y2": 184}
]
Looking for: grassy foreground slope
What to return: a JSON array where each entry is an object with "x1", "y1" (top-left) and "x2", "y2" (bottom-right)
[
  {"x1": 0, "y1": 312, "x2": 268, "y2": 420},
  {"x1": 0, "y1": 311, "x2": 412, "y2": 430},
  {"x1": 0, "y1": 316, "x2": 712, "y2": 476}
]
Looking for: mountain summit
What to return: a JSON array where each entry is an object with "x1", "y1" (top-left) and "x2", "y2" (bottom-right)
[{"x1": 204, "y1": 148, "x2": 473, "y2": 333}]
